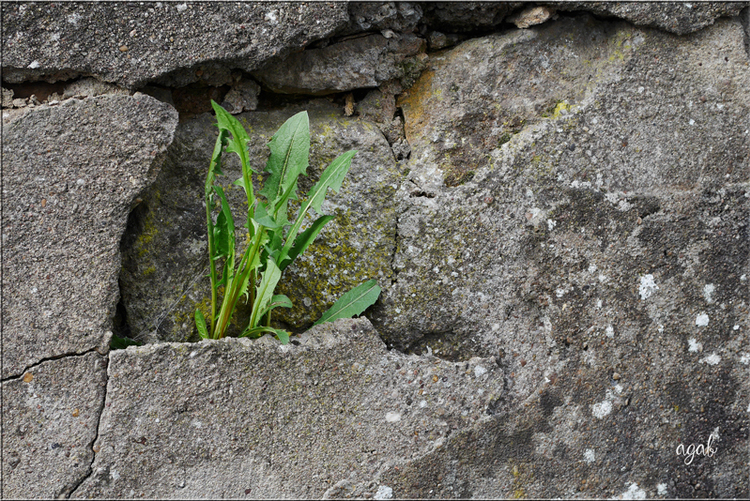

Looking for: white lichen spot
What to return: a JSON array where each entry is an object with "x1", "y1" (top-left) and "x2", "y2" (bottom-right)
[
  {"x1": 657, "y1": 324, "x2": 664, "y2": 333},
  {"x1": 547, "y1": 219, "x2": 556, "y2": 231},
  {"x1": 703, "y1": 284, "x2": 715, "y2": 304},
  {"x1": 596, "y1": 299, "x2": 603, "y2": 309},
  {"x1": 265, "y1": 9, "x2": 279, "y2": 24},
  {"x1": 598, "y1": 274, "x2": 608, "y2": 283},
  {"x1": 303, "y1": 297, "x2": 312, "y2": 307},
  {"x1": 556, "y1": 288, "x2": 566, "y2": 298},
  {"x1": 191, "y1": 420, "x2": 203, "y2": 428},
  {"x1": 639, "y1": 274, "x2": 658, "y2": 300},
  {"x1": 584, "y1": 449, "x2": 596, "y2": 463},
  {"x1": 740, "y1": 353, "x2": 750, "y2": 365},
  {"x1": 695, "y1": 313, "x2": 709, "y2": 327},
  {"x1": 110, "y1": 469, "x2": 120, "y2": 481},
  {"x1": 733, "y1": 324, "x2": 740, "y2": 331},
  {"x1": 385, "y1": 412, "x2": 401, "y2": 423},
  {"x1": 474, "y1": 365, "x2": 487, "y2": 377},
  {"x1": 657, "y1": 483, "x2": 668, "y2": 496},
  {"x1": 419, "y1": 400, "x2": 427, "y2": 408},
  {"x1": 605, "y1": 325, "x2": 614, "y2": 338},
  {"x1": 588, "y1": 263, "x2": 597, "y2": 274},
  {"x1": 688, "y1": 338, "x2": 703, "y2": 353},
  {"x1": 689, "y1": 119, "x2": 696, "y2": 126},
  {"x1": 28, "y1": 60, "x2": 41, "y2": 69},
  {"x1": 622, "y1": 483, "x2": 647, "y2": 500},
  {"x1": 66, "y1": 13, "x2": 82, "y2": 25},
  {"x1": 592, "y1": 400, "x2": 612, "y2": 419},
  {"x1": 374, "y1": 485, "x2": 394, "y2": 500},
  {"x1": 176, "y1": 3, "x2": 188, "y2": 12},
  {"x1": 699, "y1": 353, "x2": 721, "y2": 366}
]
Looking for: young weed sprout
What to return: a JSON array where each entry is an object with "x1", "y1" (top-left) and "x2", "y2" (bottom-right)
[{"x1": 195, "y1": 101, "x2": 380, "y2": 343}]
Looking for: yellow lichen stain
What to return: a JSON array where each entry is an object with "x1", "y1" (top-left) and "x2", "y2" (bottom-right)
[
  {"x1": 551, "y1": 100, "x2": 573, "y2": 119},
  {"x1": 23, "y1": 372, "x2": 33, "y2": 383}
]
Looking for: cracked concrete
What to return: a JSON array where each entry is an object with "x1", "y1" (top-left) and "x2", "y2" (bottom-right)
[{"x1": 2, "y1": 351, "x2": 108, "y2": 498}]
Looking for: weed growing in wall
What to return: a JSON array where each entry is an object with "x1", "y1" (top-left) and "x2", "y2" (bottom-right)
[{"x1": 195, "y1": 101, "x2": 380, "y2": 343}]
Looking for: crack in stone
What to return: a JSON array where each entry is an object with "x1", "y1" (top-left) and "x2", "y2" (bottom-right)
[
  {"x1": 64, "y1": 355, "x2": 110, "y2": 499},
  {"x1": 1, "y1": 344, "x2": 110, "y2": 383}
]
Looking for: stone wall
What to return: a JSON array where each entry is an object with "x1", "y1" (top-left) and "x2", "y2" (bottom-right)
[{"x1": 2, "y1": 2, "x2": 748, "y2": 499}]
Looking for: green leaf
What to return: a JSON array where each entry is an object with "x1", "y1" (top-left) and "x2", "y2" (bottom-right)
[
  {"x1": 213, "y1": 186, "x2": 235, "y2": 260},
  {"x1": 253, "y1": 201, "x2": 287, "y2": 229},
  {"x1": 248, "y1": 259, "x2": 283, "y2": 329},
  {"x1": 257, "y1": 294, "x2": 292, "y2": 320},
  {"x1": 307, "y1": 150, "x2": 357, "y2": 213},
  {"x1": 278, "y1": 150, "x2": 357, "y2": 265},
  {"x1": 239, "y1": 325, "x2": 291, "y2": 344},
  {"x1": 279, "y1": 214, "x2": 333, "y2": 271},
  {"x1": 314, "y1": 279, "x2": 381, "y2": 326},
  {"x1": 211, "y1": 101, "x2": 252, "y2": 170},
  {"x1": 260, "y1": 111, "x2": 310, "y2": 214},
  {"x1": 211, "y1": 100, "x2": 255, "y2": 217},
  {"x1": 195, "y1": 309, "x2": 209, "y2": 340},
  {"x1": 110, "y1": 334, "x2": 142, "y2": 350}
]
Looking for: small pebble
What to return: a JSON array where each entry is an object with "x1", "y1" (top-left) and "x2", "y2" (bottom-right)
[{"x1": 613, "y1": 372, "x2": 621, "y2": 380}]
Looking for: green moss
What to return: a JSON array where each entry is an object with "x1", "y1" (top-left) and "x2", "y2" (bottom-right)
[{"x1": 498, "y1": 132, "x2": 513, "y2": 146}]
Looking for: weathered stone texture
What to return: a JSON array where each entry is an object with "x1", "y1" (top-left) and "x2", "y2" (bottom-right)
[
  {"x1": 556, "y1": 1, "x2": 748, "y2": 35},
  {"x1": 1, "y1": 93, "x2": 178, "y2": 378},
  {"x1": 253, "y1": 33, "x2": 426, "y2": 95},
  {"x1": 72, "y1": 318, "x2": 502, "y2": 498},
  {"x1": 1, "y1": 2, "x2": 349, "y2": 88},
  {"x1": 2, "y1": 352, "x2": 107, "y2": 499}
]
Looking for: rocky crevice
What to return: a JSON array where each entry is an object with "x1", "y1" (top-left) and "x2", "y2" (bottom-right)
[{"x1": 62, "y1": 356, "x2": 110, "y2": 500}]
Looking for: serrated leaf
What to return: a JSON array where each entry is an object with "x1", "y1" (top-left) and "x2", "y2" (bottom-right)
[
  {"x1": 278, "y1": 150, "x2": 357, "y2": 265},
  {"x1": 195, "y1": 309, "x2": 209, "y2": 340},
  {"x1": 253, "y1": 200, "x2": 288, "y2": 229},
  {"x1": 212, "y1": 101, "x2": 252, "y2": 170},
  {"x1": 314, "y1": 279, "x2": 381, "y2": 326},
  {"x1": 260, "y1": 111, "x2": 309, "y2": 214},
  {"x1": 307, "y1": 150, "x2": 357, "y2": 213},
  {"x1": 279, "y1": 214, "x2": 333, "y2": 271}
]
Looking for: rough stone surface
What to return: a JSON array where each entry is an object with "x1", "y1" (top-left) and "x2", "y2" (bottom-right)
[
  {"x1": 119, "y1": 100, "x2": 402, "y2": 343},
  {"x1": 2, "y1": 93, "x2": 178, "y2": 378},
  {"x1": 556, "y1": 1, "x2": 748, "y2": 35},
  {"x1": 3, "y1": 3, "x2": 749, "y2": 499},
  {"x1": 253, "y1": 33, "x2": 426, "y2": 95},
  {"x1": 342, "y1": 1, "x2": 423, "y2": 35},
  {"x1": 221, "y1": 78, "x2": 261, "y2": 114},
  {"x1": 72, "y1": 318, "x2": 502, "y2": 499},
  {"x1": 1, "y1": 2, "x2": 349, "y2": 89},
  {"x1": 2, "y1": 352, "x2": 108, "y2": 499},
  {"x1": 420, "y1": 2, "x2": 522, "y2": 33},
  {"x1": 385, "y1": 14, "x2": 749, "y2": 353}
]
